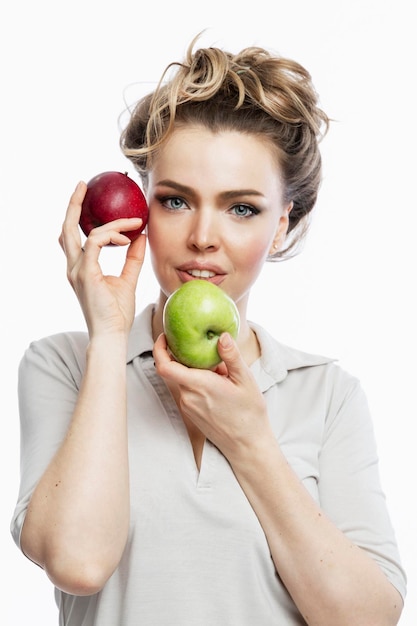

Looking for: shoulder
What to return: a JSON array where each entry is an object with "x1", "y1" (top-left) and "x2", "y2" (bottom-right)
[
  {"x1": 251, "y1": 321, "x2": 334, "y2": 376},
  {"x1": 19, "y1": 330, "x2": 90, "y2": 383},
  {"x1": 250, "y1": 321, "x2": 363, "y2": 397},
  {"x1": 23, "y1": 330, "x2": 89, "y2": 359},
  {"x1": 19, "y1": 302, "x2": 156, "y2": 379}
]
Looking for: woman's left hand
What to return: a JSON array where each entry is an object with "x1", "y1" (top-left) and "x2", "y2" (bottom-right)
[{"x1": 153, "y1": 331, "x2": 272, "y2": 461}]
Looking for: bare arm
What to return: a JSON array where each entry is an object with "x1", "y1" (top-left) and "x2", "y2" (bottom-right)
[
  {"x1": 230, "y1": 434, "x2": 403, "y2": 626},
  {"x1": 153, "y1": 331, "x2": 403, "y2": 625},
  {"x1": 20, "y1": 182, "x2": 146, "y2": 595}
]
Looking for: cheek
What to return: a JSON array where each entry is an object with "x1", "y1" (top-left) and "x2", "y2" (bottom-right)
[
  {"x1": 234, "y1": 230, "x2": 272, "y2": 268},
  {"x1": 146, "y1": 216, "x2": 166, "y2": 276},
  {"x1": 146, "y1": 211, "x2": 170, "y2": 252},
  {"x1": 227, "y1": 233, "x2": 272, "y2": 304},
  {"x1": 242, "y1": 249, "x2": 269, "y2": 277}
]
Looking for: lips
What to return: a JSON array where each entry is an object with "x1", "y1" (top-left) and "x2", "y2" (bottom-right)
[{"x1": 177, "y1": 262, "x2": 226, "y2": 285}]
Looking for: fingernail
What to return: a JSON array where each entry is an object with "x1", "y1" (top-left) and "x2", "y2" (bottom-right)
[{"x1": 219, "y1": 332, "x2": 232, "y2": 348}]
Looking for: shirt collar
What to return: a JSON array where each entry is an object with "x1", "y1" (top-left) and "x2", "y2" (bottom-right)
[
  {"x1": 126, "y1": 304, "x2": 335, "y2": 391},
  {"x1": 248, "y1": 322, "x2": 335, "y2": 392}
]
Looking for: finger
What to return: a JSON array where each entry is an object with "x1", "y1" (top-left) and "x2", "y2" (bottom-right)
[
  {"x1": 120, "y1": 233, "x2": 147, "y2": 289},
  {"x1": 81, "y1": 216, "x2": 142, "y2": 245},
  {"x1": 153, "y1": 333, "x2": 175, "y2": 371},
  {"x1": 154, "y1": 333, "x2": 220, "y2": 391},
  {"x1": 59, "y1": 181, "x2": 87, "y2": 261},
  {"x1": 154, "y1": 333, "x2": 194, "y2": 380},
  {"x1": 216, "y1": 333, "x2": 249, "y2": 384}
]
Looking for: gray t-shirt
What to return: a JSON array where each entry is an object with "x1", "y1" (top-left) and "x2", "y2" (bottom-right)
[{"x1": 11, "y1": 304, "x2": 406, "y2": 625}]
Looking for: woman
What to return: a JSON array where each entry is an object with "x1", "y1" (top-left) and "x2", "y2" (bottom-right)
[{"x1": 11, "y1": 37, "x2": 406, "y2": 625}]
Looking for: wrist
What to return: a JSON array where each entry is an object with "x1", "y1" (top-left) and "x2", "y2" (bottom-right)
[
  {"x1": 86, "y1": 332, "x2": 129, "y2": 362},
  {"x1": 228, "y1": 430, "x2": 282, "y2": 475}
]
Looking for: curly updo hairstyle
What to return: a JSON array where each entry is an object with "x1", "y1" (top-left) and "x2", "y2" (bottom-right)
[{"x1": 120, "y1": 36, "x2": 329, "y2": 259}]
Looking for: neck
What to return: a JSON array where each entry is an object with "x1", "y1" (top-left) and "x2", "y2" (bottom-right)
[{"x1": 151, "y1": 292, "x2": 167, "y2": 342}]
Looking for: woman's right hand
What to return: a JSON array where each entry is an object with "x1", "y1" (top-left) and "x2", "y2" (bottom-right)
[{"x1": 59, "y1": 181, "x2": 146, "y2": 339}]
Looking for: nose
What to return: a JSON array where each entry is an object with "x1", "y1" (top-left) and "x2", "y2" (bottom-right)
[{"x1": 187, "y1": 207, "x2": 220, "y2": 252}]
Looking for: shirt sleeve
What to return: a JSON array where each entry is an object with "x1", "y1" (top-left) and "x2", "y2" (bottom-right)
[
  {"x1": 10, "y1": 332, "x2": 87, "y2": 550},
  {"x1": 318, "y1": 365, "x2": 407, "y2": 601}
]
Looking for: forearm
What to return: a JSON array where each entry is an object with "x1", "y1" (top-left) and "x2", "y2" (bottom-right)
[
  {"x1": 230, "y1": 436, "x2": 403, "y2": 626},
  {"x1": 21, "y1": 334, "x2": 130, "y2": 595}
]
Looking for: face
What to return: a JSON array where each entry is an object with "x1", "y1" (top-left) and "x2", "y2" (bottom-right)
[{"x1": 146, "y1": 125, "x2": 291, "y2": 318}]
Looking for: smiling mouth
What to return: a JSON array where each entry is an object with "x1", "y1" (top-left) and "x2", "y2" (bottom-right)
[{"x1": 186, "y1": 269, "x2": 217, "y2": 278}]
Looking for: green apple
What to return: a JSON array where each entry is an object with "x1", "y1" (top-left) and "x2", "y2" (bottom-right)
[{"x1": 163, "y1": 280, "x2": 240, "y2": 369}]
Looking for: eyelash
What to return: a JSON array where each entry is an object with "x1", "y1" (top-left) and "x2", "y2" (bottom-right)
[
  {"x1": 161, "y1": 197, "x2": 186, "y2": 211},
  {"x1": 160, "y1": 196, "x2": 260, "y2": 219},
  {"x1": 231, "y1": 204, "x2": 260, "y2": 218}
]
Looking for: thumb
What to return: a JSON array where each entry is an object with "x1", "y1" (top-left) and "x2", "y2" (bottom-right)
[
  {"x1": 120, "y1": 234, "x2": 146, "y2": 288},
  {"x1": 217, "y1": 332, "x2": 246, "y2": 381}
]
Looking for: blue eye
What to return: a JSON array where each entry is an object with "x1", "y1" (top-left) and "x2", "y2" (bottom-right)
[
  {"x1": 162, "y1": 197, "x2": 186, "y2": 210},
  {"x1": 231, "y1": 204, "x2": 260, "y2": 218}
]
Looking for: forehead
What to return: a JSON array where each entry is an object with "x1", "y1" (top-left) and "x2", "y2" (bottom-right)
[
  {"x1": 150, "y1": 125, "x2": 282, "y2": 183},
  {"x1": 146, "y1": 126, "x2": 287, "y2": 210}
]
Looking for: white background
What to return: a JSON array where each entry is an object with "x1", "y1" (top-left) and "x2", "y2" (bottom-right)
[{"x1": 2, "y1": 1, "x2": 415, "y2": 624}]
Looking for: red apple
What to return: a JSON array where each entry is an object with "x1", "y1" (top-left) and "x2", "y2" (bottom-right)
[{"x1": 79, "y1": 171, "x2": 148, "y2": 243}]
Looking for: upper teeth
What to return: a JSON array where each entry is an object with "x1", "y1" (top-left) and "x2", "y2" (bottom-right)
[{"x1": 188, "y1": 269, "x2": 216, "y2": 278}]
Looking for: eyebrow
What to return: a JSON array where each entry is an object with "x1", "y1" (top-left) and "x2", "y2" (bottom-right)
[{"x1": 155, "y1": 179, "x2": 265, "y2": 200}]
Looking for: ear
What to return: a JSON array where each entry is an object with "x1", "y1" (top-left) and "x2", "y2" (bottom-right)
[{"x1": 269, "y1": 202, "x2": 293, "y2": 255}]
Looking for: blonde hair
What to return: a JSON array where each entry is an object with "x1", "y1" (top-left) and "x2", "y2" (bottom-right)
[{"x1": 120, "y1": 36, "x2": 329, "y2": 259}]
